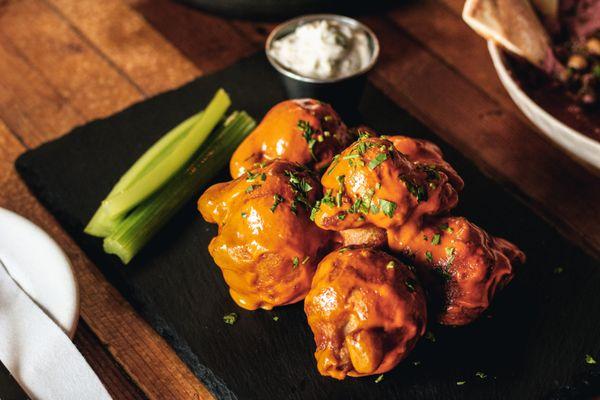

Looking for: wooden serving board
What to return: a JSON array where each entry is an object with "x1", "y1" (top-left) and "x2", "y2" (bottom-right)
[{"x1": 15, "y1": 53, "x2": 600, "y2": 399}]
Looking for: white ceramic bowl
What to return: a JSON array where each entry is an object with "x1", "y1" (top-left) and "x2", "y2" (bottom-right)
[{"x1": 488, "y1": 41, "x2": 600, "y2": 174}]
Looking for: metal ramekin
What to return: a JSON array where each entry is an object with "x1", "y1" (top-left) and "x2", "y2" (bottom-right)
[{"x1": 266, "y1": 14, "x2": 380, "y2": 112}]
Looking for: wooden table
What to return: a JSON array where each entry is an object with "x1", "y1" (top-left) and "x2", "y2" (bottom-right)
[{"x1": 0, "y1": 0, "x2": 598, "y2": 398}]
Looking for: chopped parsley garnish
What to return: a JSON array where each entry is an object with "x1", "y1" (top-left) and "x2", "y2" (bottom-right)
[
  {"x1": 585, "y1": 354, "x2": 597, "y2": 365},
  {"x1": 368, "y1": 153, "x2": 388, "y2": 169},
  {"x1": 310, "y1": 203, "x2": 320, "y2": 221},
  {"x1": 456, "y1": 381, "x2": 466, "y2": 386},
  {"x1": 444, "y1": 246, "x2": 456, "y2": 267},
  {"x1": 321, "y1": 190, "x2": 335, "y2": 206},
  {"x1": 246, "y1": 171, "x2": 258, "y2": 181},
  {"x1": 337, "y1": 213, "x2": 346, "y2": 220},
  {"x1": 439, "y1": 223, "x2": 453, "y2": 233},
  {"x1": 402, "y1": 178, "x2": 428, "y2": 202},
  {"x1": 223, "y1": 313, "x2": 238, "y2": 325},
  {"x1": 357, "y1": 130, "x2": 371, "y2": 140},
  {"x1": 374, "y1": 374, "x2": 384, "y2": 383},
  {"x1": 425, "y1": 331, "x2": 436, "y2": 342},
  {"x1": 292, "y1": 257, "x2": 299, "y2": 268},
  {"x1": 284, "y1": 170, "x2": 313, "y2": 213},
  {"x1": 349, "y1": 198, "x2": 363, "y2": 214},
  {"x1": 425, "y1": 251, "x2": 433, "y2": 263},
  {"x1": 245, "y1": 184, "x2": 261, "y2": 193},
  {"x1": 273, "y1": 316, "x2": 279, "y2": 322},
  {"x1": 260, "y1": 173, "x2": 267, "y2": 181},
  {"x1": 475, "y1": 371, "x2": 487, "y2": 379},
  {"x1": 285, "y1": 170, "x2": 313, "y2": 193},
  {"x1": 335, "y1": 192, "x2": 343, "y2": 207},
  {"x1": 445, "y1": 247, "x2": 455, "y2": 256},
  {"x1": 405, "y1": 279, "x2": 416, "y2": 292},
  {"x1": 432, "y1": 234, "x2": 441, "y2": 245},
  {"x1": 386, "y1": 261, "x2": 396, "y2": 270},
  {"x1": 357, "y1": 141, "x2": 368, "y2": 154},
  {"x1": 370, "y1": 202, "x2": 380, "y2": 214},
  {"x1": 421, "y1": 164, "x2": 440, "y2": 181},
  {"x1": 297, "y1": 119, "x2": 317, "y2": 159},
  {"x1": 327, "y1": 154, "x2": 340, "y2": 175},
  {"x1": 270, "y1": 194, "x2": 284, "y2": 212},
  {"x1": 241, "y1": 212, "x2": 247, "y2": 219},
  {"x1": 380, "y1": 199, "x2": 397, "y2": 218},
  {"x1": 343, "y1": 154, "x2": 361, "y2": 160}
]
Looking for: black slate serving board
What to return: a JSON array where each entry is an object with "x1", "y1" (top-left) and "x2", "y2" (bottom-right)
[{"x1": 16, "y1": 53, "x2": 600, "y2": 400}]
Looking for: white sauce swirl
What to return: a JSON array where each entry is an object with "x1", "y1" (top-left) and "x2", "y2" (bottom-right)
[{"x1": 270, "y1": 19, "x2": 372, "y2": 80}]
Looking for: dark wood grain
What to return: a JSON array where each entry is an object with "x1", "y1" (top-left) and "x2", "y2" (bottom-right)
[
  {"x1": 0, "y1": 0, "x2": 216, "y2": 397},
  {"x1": 74, "y1": 321, "x2": 147, "y2": 400}
]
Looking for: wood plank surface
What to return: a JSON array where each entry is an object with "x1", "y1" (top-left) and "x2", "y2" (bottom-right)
[
  {"x1": 0, "y1": 0, "x2": 216, "y2": 397},
  {"x1": 0, "y1": 0, "x2": 599, "y2": 398},
  {"x1": 386, "y1": 0, "x2": 526, "y2": 120},
  {"x1": 45, "y1": 0, "x2": 200, "y2": 95},
  {"x1": 124, "y1": 0, "x2": 256, "y2": 72}
]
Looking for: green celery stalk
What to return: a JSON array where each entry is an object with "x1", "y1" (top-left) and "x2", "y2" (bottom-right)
[
  {"x1": 99, "y1": 89, "x2": 230, "y2": 220},
  {"x1": 85, "y1": 112, "x2": 203, "y2": 237},
  {"x1": 103, "y1": 111, "x2": 256, "y2": 264}
]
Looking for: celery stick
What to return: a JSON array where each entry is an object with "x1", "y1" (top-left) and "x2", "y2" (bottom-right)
[
  {"x1": 101, "y1": 89, "x2": 231, "y2": 219},
  {"x1": 85, "y1": 112, "x2": 203, "y2": 237},
  {"x1": 109, "y1": 112, "x2": 204, "y2": 196},
  {"x1": 103, "y1": 112, "x2": 256, "y2": 264}
]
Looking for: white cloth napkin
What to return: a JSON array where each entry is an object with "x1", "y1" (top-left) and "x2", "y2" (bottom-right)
[{"x1": 0, "y1": 261, "x2": 112, "y2": 400}]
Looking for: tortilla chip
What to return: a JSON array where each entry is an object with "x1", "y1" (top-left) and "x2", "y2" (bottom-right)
[{"x1": 463, "y1": 0, "x2": 552, "y2": 67}]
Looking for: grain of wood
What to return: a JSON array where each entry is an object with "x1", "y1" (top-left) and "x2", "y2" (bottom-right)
[
  {"x1": 124, "y1": 0, "x2": 255, "y2": 71},
  {"x1": 44, "y1": 0, "x2": 200, "y2": 96},
  {"x1": 0, "y1": 0, "x2": 141, "y2": 133},
  {"x1": 440, "y1": 0, "x2": 465, "y2": 16},
  {"x1": 74, "y1": 322, "x2": 147, "y2": 400},
  {"x1": 0, "y1": 0, "x2": 216, "y2": 396},
  {"x1": 363, "y1": 16, "x2": 600, "y2": 258},
  {"x1": 386, "y1": 0, "x2": 528, "y2": 121},
  {"x1": 0, "y1": 37, "x2": 84, "y2": 147}
]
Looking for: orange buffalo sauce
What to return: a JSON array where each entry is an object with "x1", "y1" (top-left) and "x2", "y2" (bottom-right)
[
  {"x1": 198, "y1": 160, "x2": 333, "y2": 310},
  {"x1": 229, "y1": 99, "x2": 353, "y2": 178},
  {"x1": 305, "y1": 247, "x2": 427, "y2": 379},
  {"x1": 387, "y1": 216, "x2": 525, "y2": 325},
  {"x1": 312, "y1": 136, "x2": 458, "y2": 232}
]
